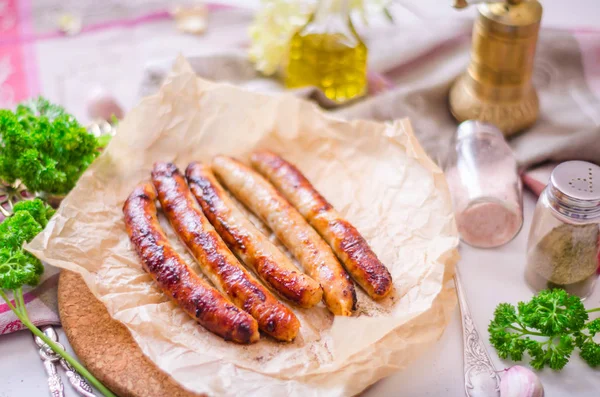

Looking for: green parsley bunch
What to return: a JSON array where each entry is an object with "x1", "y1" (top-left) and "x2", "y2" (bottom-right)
[
  {"x1": 0, "y1": 97, "x2": 101, "y2": 195},
  {"x1": 489, "y1": 289, "x2": 600, "y2": 370}
]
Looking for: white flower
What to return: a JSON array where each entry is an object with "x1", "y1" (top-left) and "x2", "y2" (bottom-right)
[{"x1": 249, "y1": 0, "x2": 314, "y2": 76}]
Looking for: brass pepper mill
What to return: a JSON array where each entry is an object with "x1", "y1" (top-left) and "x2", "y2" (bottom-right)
[{"x1": 449, "y1": 0, "x2": 543, "y2": 136}]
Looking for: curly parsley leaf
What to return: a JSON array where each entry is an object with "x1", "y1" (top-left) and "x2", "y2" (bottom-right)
[
  {"x1": 488, "y1": 289, "x2": 600, "y2": 370},
  {"x1": 0, "y1": 97, "x2": 100, "y2": 195}
]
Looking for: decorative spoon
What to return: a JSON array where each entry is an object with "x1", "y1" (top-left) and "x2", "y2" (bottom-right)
[{"x1": 455, "y1": 269, "x2": 501, "y2": 396}]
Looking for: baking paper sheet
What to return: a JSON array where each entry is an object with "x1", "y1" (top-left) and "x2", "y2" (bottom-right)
[{"x1": 27, "y1": 57, "x2": 459, "y2": 397}]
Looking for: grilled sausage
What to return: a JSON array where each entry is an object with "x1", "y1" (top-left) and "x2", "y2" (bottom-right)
[
  {"x1": 250, "y1": 150, "x2": 393, "y2": 300},
  {"x1": 123, "y1": 182, "x2": 259, "y2": 344},
  {"x1": 152, "y1": 162, "x2": 300, "y2": 341},
  {"x1": 211, "y1": 156, "x2": 356, "y2": 316},
  {"x1": 185, "y1": 162, "x2": 323, "y2": 308}
]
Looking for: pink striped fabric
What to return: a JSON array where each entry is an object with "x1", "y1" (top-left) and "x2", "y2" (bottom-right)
[
  {"x1": 0, "y1": 274, "x2": 60, "y2": 334},
  {"x1": 0, "y1": 0, "x2": 57, "y2": 334},
  {"x1": 0, "y1": 0, "x2": 39, "y2": 107}
]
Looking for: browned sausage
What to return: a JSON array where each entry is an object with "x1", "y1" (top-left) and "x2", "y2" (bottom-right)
[
  {"x1": 185, "y1": 162, "x2": 323, "y2": 308},
  {"x1": 123, "y1": 182, "x2": 259, "y2": 344},
  {"x1": 251, "y1": 150, "x2": 393, "y2": 300},
  {"x1": 211, "y1": 155, "x2": 356, "y2": 316},
  {"x1": 152, "y1": 162, "x2": 300, "y2": 341}
]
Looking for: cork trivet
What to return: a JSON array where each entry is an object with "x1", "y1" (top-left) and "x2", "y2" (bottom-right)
[{"x1": 58, "y1": 270, "x2": 203, "y2": 397}]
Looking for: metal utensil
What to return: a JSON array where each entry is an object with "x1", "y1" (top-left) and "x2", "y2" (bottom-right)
[
  {"x1": 35, "y1": 327, "x2": 65, "y2": 397},
  {"x1": 59, "y1": 358, "x2": 96, "y2": 397},
  {"x1": 34, "y1": 326, "x2": 96, "y2": 397},
  {"x1": 455, "y1": 269, "x2": 501, "y2": 397}
]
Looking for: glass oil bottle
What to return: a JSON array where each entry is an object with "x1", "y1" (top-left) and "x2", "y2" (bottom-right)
[{"x1": 285, "y1": 0, "x2": 368, "y2": 104}]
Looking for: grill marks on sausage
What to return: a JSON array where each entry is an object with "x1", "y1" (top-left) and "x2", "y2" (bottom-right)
[
  {"x1": 253, "y1": 153, "x2": 333, "y2": 217},
  {"x1": 254, "y1": 256, "x2": 308, "y2": 302},
  {"x1": 192, "y1": 226, "x2": 267, "y2": 308},
  {"x1": 186, "y1": 172, "x2": 253, "y2": 255},
  {"x1": 152, "y1": 162, "x2": 300, "y2": 341},
  {"x1": 161, "y1": 175, "x2": 266, "y2": 307},
  {"x1": 186, "y1": 162, "x2": 323, "y2": 308},
  {"x1": 250, "y1": 150, "x2": 393, "y2": 300},
  {"x1": 212, "y1": 155, "x2": 356, "y2": 316},
  {"x1": 123, "y1": 183, "x2": 259, "y2": 344},
  {"x1": 329, "y1": 219, "x2": 392, "y2": 298},
  {"x1": 125, "y1": 150, "x2": 392, "y2": 341}
]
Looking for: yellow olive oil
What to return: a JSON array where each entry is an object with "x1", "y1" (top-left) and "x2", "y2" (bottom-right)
[{"x1": 284, "y1": 0, "x2": 367, "y2": 104}]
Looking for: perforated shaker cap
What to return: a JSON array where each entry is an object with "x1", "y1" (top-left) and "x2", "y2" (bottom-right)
[{"x1": 549, "y1": 161, "x2": 600, "y2": 217}]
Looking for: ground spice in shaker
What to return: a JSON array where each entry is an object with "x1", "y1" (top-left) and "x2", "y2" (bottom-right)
[
  {"x1": 453, "y1": 181, "x2": 523, "y2": 248},
  {"x1": 525, "y1": 161, "x2": 600, "y2": 297},
  {"x1": 528, "y1": 223, "x2": 599, "y2": 285}
]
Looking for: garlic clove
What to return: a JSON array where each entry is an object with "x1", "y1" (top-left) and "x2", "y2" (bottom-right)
[
  {"x1": 500, "y1": 366, "x2": 544, "y2": 397},
  {"x1": 86, "y1": 88, "x2": 124, "y2": 122}
]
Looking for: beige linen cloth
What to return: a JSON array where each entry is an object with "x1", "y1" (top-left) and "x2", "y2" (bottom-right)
[{"x1": 141, "y1": 20, "x2": 600, "y2": 168}]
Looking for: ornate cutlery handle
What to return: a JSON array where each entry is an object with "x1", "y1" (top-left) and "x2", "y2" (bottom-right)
[
  {"x1": 34, "y1": 326, "x2": 96, "y2": 397},
  {"x1": 42, "y1": 358, "x2": 65, "y2": 397},
  {"x1": 35, "y1": 326, "x2": 65, "y2": 397},
  {"x1": 455, "y1": 269, "x2": 501, "y2": 397},
  {"x1": 60, "y1": 359, "x2": 96, "y2": 397}
]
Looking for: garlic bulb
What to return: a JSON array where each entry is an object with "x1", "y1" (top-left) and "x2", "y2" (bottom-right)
[
  {"x1": 86, "y1": 88, "x2": 123, "y2": 122},
  {"x1": 500, "y1": 366, "x2": 544, "y2": 397}
]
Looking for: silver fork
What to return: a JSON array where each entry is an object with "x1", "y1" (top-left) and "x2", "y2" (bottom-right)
[{"x1": 455, "y1": 269, "x2": 501, "y2": 397}]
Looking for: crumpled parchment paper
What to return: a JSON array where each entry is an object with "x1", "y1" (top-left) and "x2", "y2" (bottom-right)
[{"x1": 26, "y1": 57, "x2": 459, "y2": 397}]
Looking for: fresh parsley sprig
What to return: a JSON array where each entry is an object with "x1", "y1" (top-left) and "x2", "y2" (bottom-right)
[
  {"x1": 0, "y1": 97, "x2": 105, "y2": 196},
  {"x1": 488, "y1": 289, "x2": 600, "y2": 370},
  {"x1": 0, "y1": 199, "x2": 116, "y2": 396}
]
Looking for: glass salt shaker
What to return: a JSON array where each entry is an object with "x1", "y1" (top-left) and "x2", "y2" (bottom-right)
[
  {"x1": 445, "y1": 120, "x2": 523, "y2": 248},
  {"x1": 525, "y1": 161, "x2": 600, "y2": 298}
]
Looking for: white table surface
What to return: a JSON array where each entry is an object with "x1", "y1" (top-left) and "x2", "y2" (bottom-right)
[{"x1": 2, "y1": 1, "x2": 600, "y2": 396}]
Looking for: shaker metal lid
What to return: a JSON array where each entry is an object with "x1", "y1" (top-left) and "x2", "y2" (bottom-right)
[{"x1": 551, "y1": 161, "x2": 600, "y2": 202}]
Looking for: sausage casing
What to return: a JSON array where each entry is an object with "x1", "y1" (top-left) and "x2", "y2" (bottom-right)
[
  {"x1": 123, "y1": 182, "x2": 259, "y2": 344},
  {"x1": 212, "y1": 155, "x2": 356, "y2": 316},
  {"x1": 250, "y1": 150, "x2": 393, "y2": 300},
  {"x1": 185, "y1": 162, "x2": 323, "y2": 308},
  {"x1": 152, "y1": 162, "x2": 300, "y2": 341}
]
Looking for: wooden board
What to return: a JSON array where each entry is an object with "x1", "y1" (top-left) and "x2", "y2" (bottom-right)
[{"x1": 58, "y1": 270, "x2": 203, "y2": 397}]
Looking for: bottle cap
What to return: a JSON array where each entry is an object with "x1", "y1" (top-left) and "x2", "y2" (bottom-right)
[
  {"x1": 549, "y1": 161, "x2": 600, "y2": 218},
  {"x1": 456, "y1": 120, "x2": 503, "y2": 140}
]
